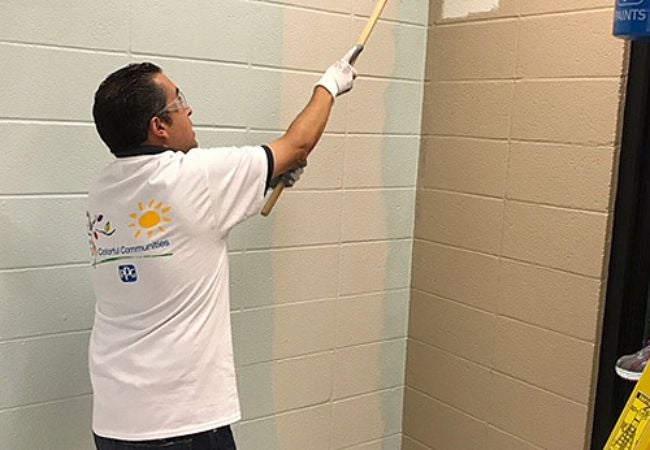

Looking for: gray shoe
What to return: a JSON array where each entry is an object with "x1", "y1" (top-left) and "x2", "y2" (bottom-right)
[{"x1": 615, "y1": 343, "x2": 650, "y2": 381}]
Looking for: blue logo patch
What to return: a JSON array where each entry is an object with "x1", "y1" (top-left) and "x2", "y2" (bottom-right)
[{"x1": 118, "y1": 264, "x2": 138, "y2": 283}]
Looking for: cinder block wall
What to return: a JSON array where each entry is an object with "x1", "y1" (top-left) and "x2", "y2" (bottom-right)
[
  {"x1": 403, "y1": 2, "x2": 625, "y2": 450},
  {"x1": 0, "y1": 1, "x2": 428, "y2": 449}
]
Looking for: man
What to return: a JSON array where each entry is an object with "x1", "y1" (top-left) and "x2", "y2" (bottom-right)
[{"x1": 86, "y1": 48, "x2": 357, "y2": 450}]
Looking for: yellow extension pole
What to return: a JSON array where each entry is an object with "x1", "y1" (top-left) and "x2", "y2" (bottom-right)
[
  {"x1": 358, "y1": 0, "x2": 390, "y2": 47},
  {"x1": 260, "y1": 0, "x2": 390, "y2": 217}
]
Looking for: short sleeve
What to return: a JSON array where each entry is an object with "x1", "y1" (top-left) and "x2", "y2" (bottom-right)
[{"x1": 189, "y1": 146, "x2": 270, "y2": 236}]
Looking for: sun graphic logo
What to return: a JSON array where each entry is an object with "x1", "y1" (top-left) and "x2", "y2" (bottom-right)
[{"x1": 129, "y1": 200, "x2": 173, "y2": 239}]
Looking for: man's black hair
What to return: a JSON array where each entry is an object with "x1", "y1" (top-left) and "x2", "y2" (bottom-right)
[{"x1": 92, "y1": 62, "x2": 172, "y2": 156}]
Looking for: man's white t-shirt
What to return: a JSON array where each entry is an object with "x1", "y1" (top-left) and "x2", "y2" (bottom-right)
[{"x1": 86, "y1": 145, "x2": 270, "y2": 440}]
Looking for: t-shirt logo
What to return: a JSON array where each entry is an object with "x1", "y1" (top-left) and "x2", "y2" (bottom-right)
[
  {"x1": 86, "y1": 211, "x2": 116, "y2": 266},
  {"x1": 118, "y1": 264, "x2": 138, "y2": 283},
  {"x1": 85, "y1": 200, "x2": 174, "y2": 268},
  {"x1": 129, "y1": 199, "x2": 173, "y2": 239}
]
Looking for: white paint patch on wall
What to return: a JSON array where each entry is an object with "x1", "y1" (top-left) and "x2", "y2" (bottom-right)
[{"x1": 442, "y1": 0, "x2": 500, "y2": 19}]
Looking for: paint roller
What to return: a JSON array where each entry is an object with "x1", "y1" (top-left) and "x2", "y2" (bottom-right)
[{"x1": 261, "y1": 0, "x2": 390, "y2": 217}]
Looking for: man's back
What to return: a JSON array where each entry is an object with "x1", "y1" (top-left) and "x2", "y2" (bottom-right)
[{"x1": 87, "y1": 146, "x2": 267, "y2": 440}]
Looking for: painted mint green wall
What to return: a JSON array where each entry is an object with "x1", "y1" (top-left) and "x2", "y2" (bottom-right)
[{"x1": 0, "y1": 1, "x2": 428, "y2": 449}]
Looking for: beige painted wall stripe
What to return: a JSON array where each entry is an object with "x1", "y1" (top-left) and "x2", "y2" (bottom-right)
[{"x1": 442, "y1": 0, "x2": 500, "y2": 19}]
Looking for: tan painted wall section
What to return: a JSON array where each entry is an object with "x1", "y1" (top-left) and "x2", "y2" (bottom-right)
[{"x1": 404, "y1": 2, "x2": 626, "y2": 449}]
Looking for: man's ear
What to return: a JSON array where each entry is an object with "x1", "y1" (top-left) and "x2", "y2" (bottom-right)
[{"x1": 148, "y1": 116, "x2": 170, "y2": 141}]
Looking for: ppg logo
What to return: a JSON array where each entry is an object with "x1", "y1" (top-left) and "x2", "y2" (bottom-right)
[{"x1": 118, "y1": 264, "x2": 138, "y2": 283}]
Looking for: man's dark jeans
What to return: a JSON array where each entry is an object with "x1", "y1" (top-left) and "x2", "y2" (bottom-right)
[{"x1": 94, "y1": 426, "x2": 236, "y2": 450}]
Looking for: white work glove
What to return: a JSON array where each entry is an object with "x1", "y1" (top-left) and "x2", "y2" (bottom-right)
[
  {"x1": 316, "y1": 46, "x2": 361, "y2": 98},
  {"x1": 268, "y1": 161, "x2": 307, "y2": 190}
]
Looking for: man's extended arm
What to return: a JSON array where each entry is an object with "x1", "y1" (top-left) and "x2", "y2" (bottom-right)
[
  {"x1": 268, "y1": 87, "x2": 333, "y2": 177},
  {"x1": 269, "y1": 48, "x2": 357, "y2": 177}
]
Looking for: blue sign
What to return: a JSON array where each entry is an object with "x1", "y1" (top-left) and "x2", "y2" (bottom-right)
[
  {"x1": 614, "y1": 0, "x2": 650, "y2": 40},
  {"x1": 118, "y1": 264, "x2": 138, "y2": 283}
]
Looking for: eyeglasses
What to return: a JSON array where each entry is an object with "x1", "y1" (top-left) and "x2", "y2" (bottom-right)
[{"x1": 156, "y1": 91, "x2": 190, "y2": 116}]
